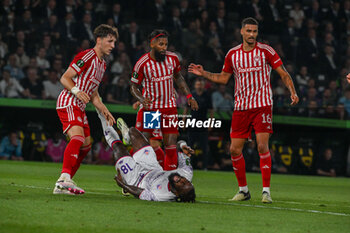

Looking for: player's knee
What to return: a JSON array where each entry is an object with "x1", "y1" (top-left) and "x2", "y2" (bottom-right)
[
  {"x1": 257, "y1": 143, "x2": 269, "y2": 154},
  {"x1": 230, "y1": 145, "x2": 242, "y2": 157}
]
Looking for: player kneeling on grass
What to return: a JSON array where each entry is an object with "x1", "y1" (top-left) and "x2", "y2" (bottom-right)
[{"x1": 98, "y1": 110, "x2": 195, "y2": 202}]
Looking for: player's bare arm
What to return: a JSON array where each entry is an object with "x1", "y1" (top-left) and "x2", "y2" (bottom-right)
[
  {"x1": 173, "y1": 72, "x2": 199, "y2": 111},
  {"x1": 60, "y1": 67, "x2": 90, "y2": 104},
  {"x1": 347, "y1": 73, "x2": 350, "y2": 83},
  {"x1": 114, "y1": 171, "x2": 144, "y2": 198},
  {"x1": 275, "y1": 65, "x2": 299, "y2": 106},
  {"x1": 130, "y1": 83, "x2": 152, "y2": 109},
  {"x1": 177, "y1": 140, "x2": 194, "y2": 156},
  {"x1": 91, "y1": 90, "x2": 115, "y2": 126},
  {"x1": 188, "y1": 63, "x2": 231, "y2": 84}
]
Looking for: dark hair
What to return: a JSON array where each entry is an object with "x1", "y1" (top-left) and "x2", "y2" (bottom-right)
[
  {"x1": 148, "y1": 29, "x2": 169, "y2": 43},
  {"x1": 93, "y1": 24, "x2": 119, "y2": 41},
  {"x1": 241, "y1": 17, "x2": 259, "y2": 28},
  {"x1": 177, "y1": 185, "x2": 196, "y2": 203}
]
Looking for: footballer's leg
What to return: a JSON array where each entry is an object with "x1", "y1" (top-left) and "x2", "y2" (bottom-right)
[
  {"x1": 53, "y1": 126, "x2": 85, "y2": 195},
  {"x1": 229, "y1": 138, "x2": 251, "y2": 201},
  {"x1": 96, "y1": 109, "x2": 130, "y2": 161},
  {"x1": 256, "y1": 132, "x2": 272, "y2": 203},
  {"x1": 128, "y1": 127, "x2": 150, "y2": 151},
  {"x1": 163, "y1": 133, "x2": 178, "y2": 171}
]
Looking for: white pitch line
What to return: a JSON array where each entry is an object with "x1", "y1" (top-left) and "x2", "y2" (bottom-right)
[
  {"x1": 198, "y1": 194, "x2": 350, "y2": 208},
  {"x1": 7, "y1": 184, "x2": 350, "y2": 217},
  {"x1": 197, "y1": 200, "x2": 350, "y2": 217}
]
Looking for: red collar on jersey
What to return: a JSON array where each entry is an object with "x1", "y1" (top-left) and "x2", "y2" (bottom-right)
[{"x1": 150, "y1": 33, "x2": 165, "y2": 43}]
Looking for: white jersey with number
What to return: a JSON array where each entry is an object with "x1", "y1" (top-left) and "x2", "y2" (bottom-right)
[{"x1": 115, "y1": 146, "x2": 193, "y2": 202}]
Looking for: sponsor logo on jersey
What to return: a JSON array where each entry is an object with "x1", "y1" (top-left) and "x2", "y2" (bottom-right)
[
  {"x1": 238, "y1": 66, "x2": 262, "y2": 73},
  {"x1": 77, "y1": 59, "x2": 84, "y2": 68}
]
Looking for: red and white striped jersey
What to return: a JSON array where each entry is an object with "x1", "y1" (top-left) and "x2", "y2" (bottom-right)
[
  {"x1": 222, "y1": 42, "x2": 283, "y2": 111},
  {"x1": 131, "y1": 51, "x2": 181, "y2": 109},
  {"x1": 56, "y1": 49, "x2": 106, "y2": 111}
]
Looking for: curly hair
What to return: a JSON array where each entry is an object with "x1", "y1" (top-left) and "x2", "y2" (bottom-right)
[{"x1": 177, "y1": 186, "x2": 196, "y2": 203}]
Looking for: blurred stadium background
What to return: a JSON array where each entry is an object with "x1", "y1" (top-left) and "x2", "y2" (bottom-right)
[{"x1": 0, "y1": 0, "x2": 350, "y2": 177}]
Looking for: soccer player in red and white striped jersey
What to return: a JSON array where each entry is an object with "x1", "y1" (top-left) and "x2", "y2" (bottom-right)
[
  {"x1": 130, "y1": 29, "x2": 198, "y2": 171},
  {"x1": 189, "y1": 18, "x2": 299, "y2": 203},
  {"x1": 54, "y1": 25, "x2": 118, "y2": 195}
]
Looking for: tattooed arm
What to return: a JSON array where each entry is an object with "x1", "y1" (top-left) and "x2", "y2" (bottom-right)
[
  {"x1": 130, "y1": 83, "x2": 152, "y2": 109},
  {"x1": 174, "y1": 72, "x2": 199, "y2": 110}
]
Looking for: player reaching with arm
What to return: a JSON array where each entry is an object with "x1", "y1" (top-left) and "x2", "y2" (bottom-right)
[
  {"x1": 130, "y1": 29, "x2": 198, "y2": 171},
  {"x1": 188, "y1": 17, "x2": 299, "y2": 203},
  {"x1": 98, "y1": 110, "x2": 195, "y2": 202},
  {"x1": 54, "y1": 24, "x2": 118, "y2": 195}
]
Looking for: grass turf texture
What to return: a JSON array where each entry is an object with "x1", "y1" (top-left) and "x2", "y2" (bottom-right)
[{"x1": 0, "y1": 161, "x2": 349, "y2": 233}]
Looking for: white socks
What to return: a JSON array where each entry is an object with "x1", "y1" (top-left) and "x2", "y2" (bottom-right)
[
  {"x1": 104, "y1": 127, "x2": 120, "y2": 148},
  {"x1": 239, "y1": 186, "x2": 249, "y2": 193},
  {"x1": 59, "y1": 173, "x2": 71, "y2": 181},
  {"x1": 263, "y1": 187, "x2": 270, "y2": 194}
]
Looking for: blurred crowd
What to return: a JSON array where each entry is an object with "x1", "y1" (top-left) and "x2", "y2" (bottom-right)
[{"x1": 1, "y1": 0, "x2": 350, "y2": 120}]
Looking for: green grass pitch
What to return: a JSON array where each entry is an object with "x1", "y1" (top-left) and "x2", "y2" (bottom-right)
[{"x1": 0, "y1": 160, "x2": 349, "y2": 233}]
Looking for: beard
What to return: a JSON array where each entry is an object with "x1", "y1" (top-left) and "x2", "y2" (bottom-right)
[
  {"x1": 154, "y1": 49, "x2": 166, "y2": 62},
  {"x1": 168, "y1": 172, "x2": 181, "y2": 190}
]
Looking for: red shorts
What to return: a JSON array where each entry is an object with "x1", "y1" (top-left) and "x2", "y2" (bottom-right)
[
  {"x1": 230, "y1": 106, "x2": 273, "y2": 138},
  {"x1": 56, "y1": 105, "x2": 90, "y2": 137},
  {"x1": 136, "y1": 107, "x2": 179, "y2": 135}
]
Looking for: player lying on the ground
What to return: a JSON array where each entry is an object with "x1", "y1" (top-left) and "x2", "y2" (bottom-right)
[{"x1": 97, "y1": 111, "x2": 196, "y2": 202}]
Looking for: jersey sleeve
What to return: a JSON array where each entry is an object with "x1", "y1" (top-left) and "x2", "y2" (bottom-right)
[
  {"x1": 222, "y1": 51, "x2": 234, "y2": 73},
  {"x1": 177, "y1": 152, "x2": 193, "y2": 181},
  {"x1": 69, "y1": 50, "x2": 93, "y2": 76},
  {"x1": 131, "y1": 62, "x2": 145, "y2": 85},
  {"x1": 173, "y1": 55, "x2": 181, "y2": 74},
  {"x1": 139, "y1": 189, "x2": 157, "y2": 201},
  {"x1": 265, "y1": 45, "x2": 283, "y2": 69}
]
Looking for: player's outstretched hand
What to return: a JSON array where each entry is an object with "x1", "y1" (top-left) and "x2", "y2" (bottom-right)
[
  {"x1": 188, "y1": 63, "x2": 204, "y2": 76},
  {"x1": 76, "y1": 91, "x2": 90, "y2": 104},
  {"x1": 188, "y1": 98, "x2": 199, "y2": 111},
  {"x1": 347, "y1": 73, "x2": 350, "y2": 83},
  {"x1": 140, "y1": 97, "x2": 153, "y2": 109},
  {"x1": 182, "y1": 145, "x2": 194, "y2": 157},
  {"x1": 290, "y1": 94, "x2": 299, "y2": 106}
]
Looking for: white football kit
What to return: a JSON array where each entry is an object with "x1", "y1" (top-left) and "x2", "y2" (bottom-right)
[{"x1": 115, "y1": 146, "x2": 193, "y2": 201}]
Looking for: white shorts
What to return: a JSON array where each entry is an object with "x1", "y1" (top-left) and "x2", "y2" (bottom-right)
[
  {"x1": 115, "y1": 146, "x2": 162, "y2": 186},
  {"x1": 133, "y1": 146, "x2": 162, "y2": 171}
]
